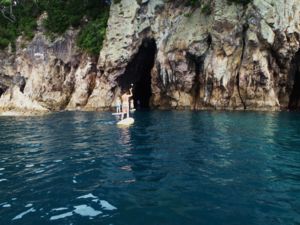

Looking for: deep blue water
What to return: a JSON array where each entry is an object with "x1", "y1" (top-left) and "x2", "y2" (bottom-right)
[{"x1": 0, "y1": 111, "x2": 300, "y2": 225}]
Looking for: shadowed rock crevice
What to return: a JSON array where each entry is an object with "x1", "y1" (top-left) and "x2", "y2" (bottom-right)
[
  {"x1": 0, "y1": 75, "x2": 10, "y2": 97},
  {"x1": 118, "y1": 39, "x2": 157, "y2": 108},
  {"x1": 288, "y1": 50, "x2": 300, "y2": 110},
  {"x1": 0, "y1": 73, "x2": 26, "y2": 97},
  {"x1": 0, "y1": 84, "x2": 8, "y2": 97},
  {"x1": 13, "y1": 73, "x2": 26, "y2": 93},
  {"x1": 236, "y1": 25, "x2": 248, "y2": 110},
  {"x1": 189, "y1": 34, "x2": 211, "y2": 109},
  {"x1": 187, "y1": 53, "x2": 204, "y2": 109}
]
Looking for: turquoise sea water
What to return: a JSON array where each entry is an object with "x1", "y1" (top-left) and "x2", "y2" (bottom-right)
[{"x1": 0, "y1": 111, "x2": 300, "y2": 225}]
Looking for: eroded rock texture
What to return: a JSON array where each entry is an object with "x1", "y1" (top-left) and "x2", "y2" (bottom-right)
[
  {"x1": 1, "y1": 0, "x2": 300, "y2": 113},
  {"x1": 97, "y1": 0, "x2": 300, "y2": 110},
  {"x1": 0, "y1": 16, "x2": 98, "y2": 114}
]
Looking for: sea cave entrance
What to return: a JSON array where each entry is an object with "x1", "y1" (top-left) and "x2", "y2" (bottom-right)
[
  {"x1": 289, "y1": 50, "x2": 300, "y2": 110},
  {"x1": 118, "y1": 39, "x2": 157, "y2": 109}
]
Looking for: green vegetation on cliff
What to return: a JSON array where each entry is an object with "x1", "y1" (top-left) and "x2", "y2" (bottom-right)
[
  {"x1": 76, "y1": 10, "x2": 109, "y2": 55},
  {"x1": 43, "y1": 0, "x2": 108, "y2": 35},
  {"x1": 0, "y1": 0, "x2": 109, "y2": 55},
  {"x1": 43, "y1": 0, "x2": 109, "y2": 55}
]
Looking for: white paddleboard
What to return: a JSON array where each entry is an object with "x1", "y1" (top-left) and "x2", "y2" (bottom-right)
[
  {"x1": 112, "y1": 112, "x2": 123, "y2": 116},
  {"x1": 117, "y1": 117, "x2": 135, "y2": 126},
  {"x1": 130, "y1": 109, "x2": 136, "y2": 112}
]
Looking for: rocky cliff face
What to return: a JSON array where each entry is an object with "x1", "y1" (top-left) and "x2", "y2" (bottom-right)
[
  {"x1": 1, "y1": 0, "x2": 300, "y2": 114},
  {"x1": 0, "y1": 14, "x2": 98, "y2": 114}
]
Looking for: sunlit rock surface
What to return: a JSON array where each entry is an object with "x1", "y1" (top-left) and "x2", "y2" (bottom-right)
[{"x1": 1, "y1": 0, "x2": 300, "y2": 113}]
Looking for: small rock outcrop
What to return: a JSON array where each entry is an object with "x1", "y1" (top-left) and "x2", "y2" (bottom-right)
[{"x1": 1, "y1": 0, "x2": 300, "y2": 113}]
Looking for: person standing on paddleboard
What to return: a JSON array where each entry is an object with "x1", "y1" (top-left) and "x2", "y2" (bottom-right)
[
  {"x1": 130, "y1": 99, "x2": 135, "y2": 110},
  {"x1": 121, "y1": 86, "x2": 133, "y2": 120},
  {"x1": 116, "y1": 96, "x2": 121, "y2": 113}
]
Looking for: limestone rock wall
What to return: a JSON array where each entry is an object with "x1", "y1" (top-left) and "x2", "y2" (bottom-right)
[
  {"x1": 0, "y1": 17, "x2": 98, "y2": 113},
  {"x1": 1, "y1": 0, "x2": 300, "y2": 113},
  {"x1": 96, "y1": 0, "x2": 300, "y2": 110}
]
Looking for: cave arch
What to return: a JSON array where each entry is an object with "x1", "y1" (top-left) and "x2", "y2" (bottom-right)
[
  {"x1": 118, "y1": 39, "x2": 157, "y2": 109},
  {"x1": 288, "y1": 50, "x2": 300, "y2": 110}
]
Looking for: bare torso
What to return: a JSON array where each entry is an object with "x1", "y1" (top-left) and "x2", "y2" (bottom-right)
[
  {"x1": 121, "y1": 94, "x2": 130, "y2": 106},
  {"x1": 121, "y1": 89, "x2": 133, "y2": 119}
]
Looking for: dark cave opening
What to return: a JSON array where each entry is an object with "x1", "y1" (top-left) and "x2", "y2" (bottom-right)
[
  {"x1": 118, "y1": 39, "x2": 157, "y2": 109},
  {"x1": 289, "y1": 50, "x2": 300, "y2": 110}
]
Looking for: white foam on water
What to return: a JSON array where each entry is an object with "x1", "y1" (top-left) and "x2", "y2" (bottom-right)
[
  {"x1": 0, "y1": 173, "x2": 3, "y2": 175},
  {"x1": 12, "y1": 198, "x2": 17, "y2": 201},
  {"x1": 50, "y1": 211, "x2": 73, "y2": 221},
  {"x1": 124, "y1": 179, "x2": 135, "y2": 183},
  {"x1": 0, "y1": 179, "x2": 8, "y2": 182},
  {"x1": 0, "y1": 168, "x2": 4, "y2": 171},
  {"x1": 51, "y1": 207, "x2": 68, "y2": 211},
  {"x1": 0, "y1": 202, "x2": 7, "y2": 206},
  {"x1": 121, "y1": 165, "x2": 132, "y2": 171},
  {"x1": 92, "y1": 199, "x2": 98, "y2": 203},
  {"x1": 3, "y1": 204, "x2": 11, "y2": 208},
  {"x1": 25, "y1": 203, "x2": 33, "y2": 208},
  {"x1": 77, "y1": 193, "x2": 97, "y2": 199},
  {"x1": 73, "y1": 205, "x2": 102, "y2": 217},
  {"x1": 54, "y1": 160, "x2": 62, "y2": 163},
  {"x1": 99, "y1": 200, "x2": 117, "y2": 211},
  {"x1": 12, "y1": 208, "x2": 36, "y2": 220},
  {"x1": 72, "y1": 177, "x2": 77, "y2": 184},
  {"x1": 35, "y1": 169, "x2": 45, "y2": 174},
  {"x1": 25, "y1": 164, "x2": 34, "y2": 168}
]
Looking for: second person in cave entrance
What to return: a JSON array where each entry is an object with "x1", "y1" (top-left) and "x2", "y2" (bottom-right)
[{"x1": 121, "y1": 87, "x2": 133, "y2": 120}]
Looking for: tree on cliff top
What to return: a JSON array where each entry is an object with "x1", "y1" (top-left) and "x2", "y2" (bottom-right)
[
  {"x1": 0, "y1": 0, "x2": 41, "y2": 49},
  {"x1": 0, "y1": 0, "x2": 16, "y2": 22}
]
